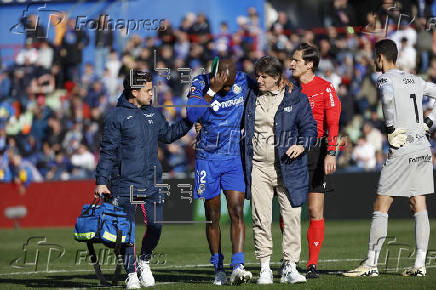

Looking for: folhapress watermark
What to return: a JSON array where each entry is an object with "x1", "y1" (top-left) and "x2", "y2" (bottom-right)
[{"x1": 75, "y1": 14, "x2": 166, "y2": 36}]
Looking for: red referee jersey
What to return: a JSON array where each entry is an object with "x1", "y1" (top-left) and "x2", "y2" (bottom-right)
[{"x1": 301, "y1": 76, "x2": 341, "y2": 151}]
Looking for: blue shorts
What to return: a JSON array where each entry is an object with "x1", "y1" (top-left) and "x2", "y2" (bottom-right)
[{"x1": 194, "y1": 157, "x2": 245, "y2": 200}]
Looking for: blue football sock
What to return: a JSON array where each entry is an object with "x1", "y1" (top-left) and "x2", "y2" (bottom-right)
[
  {"x1": 231, "y1": 252, "x2": 244, "y2": 270},
  {"x1": 210, "y1": 253, "x2": 224, "y2": 272}
]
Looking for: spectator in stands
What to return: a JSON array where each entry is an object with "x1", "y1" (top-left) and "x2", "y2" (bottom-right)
[
  {"x1": 270, "y1": 12, "x2": 294, "y2": 35},
  {"x1": 20, "y1": 14, "x2": 46, "y2": 44},
  {"x1": 37, "y1": 41, "x2": 54, "y2": 70},
  {"x1": 352, "y1": 136, "x2": 376, "y2": 170},
  {"x1": 71, "y1": 143, "x2": 95, "y2": 177},
  {"x1": 35, "y1": 142, "x2": 54, "y2": 178},
  {"x1": 60, "y1": 18, "x2": 89, "y2": 82},
  {"x1": 95, "y1": 14, "x2": 113, "y2": 77},
  {"x1": 324, "y1": 0, "x2": 355, "y2": 27},
  {"x1": 46, "y1": 150, "x2": 71, "y2": 180},
  {"x1": 396, "y1": 37, "x2": 416, "y2": 72},
  {"x1": 416, "y1": 17, "x2": 433, "y2": 73},
  {"x1": 81, "y1": 63, "x2": 97, "y2": 90},
  {"x1": 362, "y1": 122, "x2": 383, "y2": 152},
  {"x1": 16, "y1": 39, "x2": 38, "y2": 65},
  {"x1": 0, "y1": 70, "x2": 10, "y2": 101}
]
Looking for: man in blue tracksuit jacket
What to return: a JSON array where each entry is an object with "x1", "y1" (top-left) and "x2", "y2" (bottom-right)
[{"x1": 95, "y1": 70, "x2": 192, "y2": 288}]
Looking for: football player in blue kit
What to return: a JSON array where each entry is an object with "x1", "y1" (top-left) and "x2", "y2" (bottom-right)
[{"x1": 186, "y1": 59, "x2": 253, "y2": 285}]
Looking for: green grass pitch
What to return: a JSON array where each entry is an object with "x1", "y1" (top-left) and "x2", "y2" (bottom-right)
[{"x1": 0, "y1": 219, "x2": 435, "y2": 289}]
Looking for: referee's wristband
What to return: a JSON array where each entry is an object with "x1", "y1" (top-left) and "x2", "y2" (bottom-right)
[{"x1": 207, "y1": 88, "x2": 216, "y2": 97}]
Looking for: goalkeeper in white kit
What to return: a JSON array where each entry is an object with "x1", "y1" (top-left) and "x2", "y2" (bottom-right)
[{"x1": 344, "y1": 39, "x2": 435, "y2": 277}]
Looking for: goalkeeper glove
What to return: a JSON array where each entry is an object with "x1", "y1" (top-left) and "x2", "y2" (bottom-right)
[{"x1": 387, "y1": 127, "x2": 407, "y2": 149}]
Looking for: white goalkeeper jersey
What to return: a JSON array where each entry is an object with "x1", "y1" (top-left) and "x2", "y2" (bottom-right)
[{"x1": 376, "y1": 69, "x2": 436, "y2": 154}]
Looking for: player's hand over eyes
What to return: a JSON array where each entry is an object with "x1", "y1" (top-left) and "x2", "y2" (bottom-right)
[
  {"x1": 210, "y1": 71, "x2": 228, "y2": 93},
  {"x1": 286, "y1": 145, "x2": 305, "y2": 159}
]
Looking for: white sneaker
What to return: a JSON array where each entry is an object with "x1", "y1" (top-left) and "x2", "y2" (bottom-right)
[
  {"x1": 402, "y1": 266, "x2": 426, "y2": 277},
  {"x1": 230, "y1": 264, "x2": 252, "y2": 285},
  {"x1": 125, "y1": 272, "x2": 141, "y2": 289},
  {"x1": 280, "y1": 262, "x2": 306, "y2": 284},
  {"x1": 138, "y1": 259, "x2": 156, "y2": 287},
  {"x1": 213, "y1": 269, "x2": 227, "y2": 285},
  {"x1": 257, "y1": 268, "x2": 273, "y2": 284},
  {"x1": 343, "y1": 263, "x2": 379, "y2": 277}
]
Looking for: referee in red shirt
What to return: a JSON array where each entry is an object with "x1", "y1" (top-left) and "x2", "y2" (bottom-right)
[{"x1": 288, "y1": 43, "x2": 341, "y2": 278}]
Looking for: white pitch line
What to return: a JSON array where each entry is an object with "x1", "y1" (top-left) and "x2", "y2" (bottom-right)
[{"x1": 1, "y1": 258, "x2": 435, "y2": 276}]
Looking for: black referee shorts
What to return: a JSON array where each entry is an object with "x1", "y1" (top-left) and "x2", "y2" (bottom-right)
[{"x1": 307, "y1": 139, "x2": 334, "y2": 193}]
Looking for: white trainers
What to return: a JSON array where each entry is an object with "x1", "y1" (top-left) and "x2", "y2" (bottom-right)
[
  {"x1": 125, "y1": 272, "x2": 141, "y2": 289},
  {"x1": 402, "y1": 266, "x2": 426, "y2": 277},
  {"x1": 257, "y1": 268, "x2": 273, "y2": 284},
  {"x1": 138, "y1": 259, "x2": 156, "y2": 287},
  {"x1": 343, "y1": 263, "x2": 379, "y2": 277},
  {"x1": 280, "y1": 262, "x2": 306, "y2": 284},
  {"x1": 213, "y1": 269, "x2": 227, "y2": 285},
  {"x1": 230, "y1": 264, "x2": 252, "y2": 285}
]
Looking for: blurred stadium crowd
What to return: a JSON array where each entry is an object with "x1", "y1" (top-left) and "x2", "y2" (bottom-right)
[{"x1": 2, "y1": 0, "x2": 436, "y2": 187}]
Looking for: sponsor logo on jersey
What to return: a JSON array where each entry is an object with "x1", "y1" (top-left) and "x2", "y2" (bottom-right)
[
  {"x1": 403, "y1": 77, "x2": 415, "y2": 85},
  {"x1": 144, "y1": 113, "x2": 154, "y2": 117},
  {"x1": 377, "y1": 77, "x2": 388, "y2": 87},
  {"x1": 326, "y1": 87, "x2": 335, "y2": 107},
  {"x1": 210, "y1": 96, "x2": 244, "y2": 111},
  {"x1": 409, "y1": 154, "x2": 432, "y2": 164},
  {"x1": 127, "y1": 115, "x2": 133, "y2": 120}
]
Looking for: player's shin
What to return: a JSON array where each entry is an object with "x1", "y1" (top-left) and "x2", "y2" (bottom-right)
[
  {"x1": 414, "y1": 210, "x2": 430, "y2": 268},
  {"x1": 366, "y1": 211, "x2": 388, "y2": 266}
]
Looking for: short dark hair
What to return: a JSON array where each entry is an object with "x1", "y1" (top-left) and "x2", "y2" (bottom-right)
[
  {"x1": 375, "y1": 39, "x2": 398, "y2": 64},
  {"x1": 123, "y1": 70, "x2": 152, "y2": 99},
  {"x1": 295, "y1": 42, "x2": 320, "y2": 71},
  {"x1": 254, "y1": 56, "x2": 283, "y2": 79}
]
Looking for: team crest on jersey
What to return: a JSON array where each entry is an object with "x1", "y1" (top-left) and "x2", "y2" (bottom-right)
[{"x1": 233, "y1": 84, "x2": 241, "y2": 94}]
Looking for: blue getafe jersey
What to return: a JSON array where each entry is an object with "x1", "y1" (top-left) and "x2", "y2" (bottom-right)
[{"x1": 187, "y1": 71, "x2": 249, "y2": 160}]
